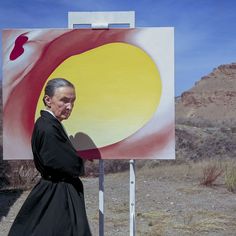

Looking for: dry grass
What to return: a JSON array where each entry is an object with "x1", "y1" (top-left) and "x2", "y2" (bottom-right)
[
  {"x1": 137, "y1": 159, "x2": 236, "y2": 193},
  {"x1": 224, "y1": 161, "x2": 236, "y2": 192},
  {"x1": 137, "y1": 161, "x2": 197, "y2": 181},
  {"x1": 137, "y1": 209, "x2": 236, "y2": 235},
  {"x1": 137, "y1": 159, "x2": 229, "y2": 182},
  {"x1": 173, "y1": 211, "x2": 236, "y2": 235}
]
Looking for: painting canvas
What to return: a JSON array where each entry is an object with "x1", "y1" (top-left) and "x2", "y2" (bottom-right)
[{"x1": 2, "y1": 28, "x2": 175, "y2": 160}]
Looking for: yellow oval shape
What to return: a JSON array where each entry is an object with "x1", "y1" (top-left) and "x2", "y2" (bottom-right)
[{"x1": 36, "y1": 42, "x2": 162, "y2": 148}]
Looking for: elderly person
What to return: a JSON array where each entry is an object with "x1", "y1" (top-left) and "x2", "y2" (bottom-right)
[{"x1": 8, "y1": 78, "x2": 92, "y2": 236}]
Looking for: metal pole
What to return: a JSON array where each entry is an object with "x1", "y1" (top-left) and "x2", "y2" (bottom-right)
[
  {"x1": 130, "y1": 160, "x2": 136, "y2": 236},
  {"x1": 99, "y1": 160, "x2": 104, "y2": 236}
]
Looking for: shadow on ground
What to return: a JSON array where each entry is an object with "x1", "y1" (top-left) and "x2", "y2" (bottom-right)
[{"x1": 0, "y1": 189, "x2": 23, "y2": 221}]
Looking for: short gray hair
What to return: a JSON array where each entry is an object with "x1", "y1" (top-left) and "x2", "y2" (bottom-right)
[{"x1": 43, "y1": 78, "x2": 74, "y2": 105}]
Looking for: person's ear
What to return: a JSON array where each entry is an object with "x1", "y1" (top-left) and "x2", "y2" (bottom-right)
[{"x1": 44, "y1": 95, "x2": 52, "y2": 108}]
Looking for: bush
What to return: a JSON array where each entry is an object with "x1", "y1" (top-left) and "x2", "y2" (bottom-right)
[{"x1": 200, "y1": 163, "x2": 223, "y2": 186}]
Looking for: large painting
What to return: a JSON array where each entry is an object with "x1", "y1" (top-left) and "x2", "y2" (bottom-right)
[{"x1": 2, "y1": 28, "x2": 175, "y2": 160}]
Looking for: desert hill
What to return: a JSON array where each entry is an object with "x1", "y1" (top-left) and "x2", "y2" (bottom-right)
[
  {"x1": 176, "y1": 63, "x2": 236, "y2": 127},
  {"x1": 175, "y1": 63, "x2": 236, "y2": 160}
]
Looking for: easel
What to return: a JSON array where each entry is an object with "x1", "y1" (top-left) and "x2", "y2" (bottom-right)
[{"x1": 68, "y1": 11, "x2": 136, "y2": 236}]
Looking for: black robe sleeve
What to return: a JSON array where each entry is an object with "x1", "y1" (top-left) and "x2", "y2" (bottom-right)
[{"x1": 32, "y1": 116, "x2": 84, "y2": 178}]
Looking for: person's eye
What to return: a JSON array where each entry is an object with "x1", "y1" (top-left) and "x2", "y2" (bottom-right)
[{"x1": 61, "y1": 98, "x2": 69, "y2": 103}]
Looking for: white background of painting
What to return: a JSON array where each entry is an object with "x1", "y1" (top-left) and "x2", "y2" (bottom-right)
[{"x1": 128, "y1": 28, "x2": 175, "y2": 159}]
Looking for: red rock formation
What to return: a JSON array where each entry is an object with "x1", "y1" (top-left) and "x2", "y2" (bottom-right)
[{"x1": 176, "y1": 63, "x2": 236, "y2": 127}]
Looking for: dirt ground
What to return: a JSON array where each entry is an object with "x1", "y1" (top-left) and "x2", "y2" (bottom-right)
[{"x1": 1, "y1": 161, "x2": 236, "y2": 236}]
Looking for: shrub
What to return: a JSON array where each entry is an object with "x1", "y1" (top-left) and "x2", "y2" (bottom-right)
[{"x1": 200, "y1": 163, "x2": 223, "y2": 186}]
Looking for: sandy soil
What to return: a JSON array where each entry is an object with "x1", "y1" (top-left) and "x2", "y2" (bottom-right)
[{"x1": 1, "y1": 163, "x2": 236, "y2": 236}]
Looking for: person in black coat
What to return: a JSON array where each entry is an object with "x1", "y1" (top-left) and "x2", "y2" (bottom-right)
[{"x1": 8, "y1": 78, "x2": 92, "y2": 236}]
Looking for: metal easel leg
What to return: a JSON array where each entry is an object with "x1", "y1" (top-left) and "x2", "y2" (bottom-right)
[
  {"x1": 130, "y1": 159, "x2": 136, "y2": 236},
  {"x1": 99, "y1": 159, "x2": 104, "y2": 236}
]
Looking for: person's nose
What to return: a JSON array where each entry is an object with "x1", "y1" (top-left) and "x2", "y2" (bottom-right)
[{"x1": 66, "y1": 103, "x2": 73, "y2": 110}]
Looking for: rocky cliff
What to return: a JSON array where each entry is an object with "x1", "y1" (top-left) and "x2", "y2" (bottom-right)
[
  {"x1": 176, "y1": 63, "x2": 236, "y2": 127},
  {"x1": 175, "y1": 63, "x2": 236, "y2": 160}
]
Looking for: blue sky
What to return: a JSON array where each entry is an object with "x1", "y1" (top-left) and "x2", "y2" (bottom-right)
[{"x1": 1, "y1": 0, "x2": 236, "y2": 96}]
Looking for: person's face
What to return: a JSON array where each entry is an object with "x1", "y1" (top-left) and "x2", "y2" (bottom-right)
[{"x1": 44, "y1": 86, "x2": 76, "y2": 121}]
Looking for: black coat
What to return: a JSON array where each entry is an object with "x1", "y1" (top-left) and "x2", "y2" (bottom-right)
[{"x1": 8, "y1": 110, "x2": 92, "y2": 236}]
